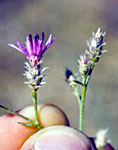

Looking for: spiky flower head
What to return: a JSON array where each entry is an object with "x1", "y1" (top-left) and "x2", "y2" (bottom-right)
[
  {"x1": 78, "y1": 54, "x2": 88, "y2": 75},
  {"x1": 86, "y1": 28, "x2": 106, "y2": 62},
  {"x1": 9, "y1": 32, "x2": 55, "y2": 90},
  {"x1": 8, "y1": 32, "x2": 55, "y2": 67},
  {"x1": 24, "y1": 61, "x2": 48, "y2": 90}
]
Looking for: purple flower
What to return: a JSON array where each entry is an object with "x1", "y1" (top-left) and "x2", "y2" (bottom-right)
[{"x1": 8, "y1": 32, "x2": 55, "y2": 66}]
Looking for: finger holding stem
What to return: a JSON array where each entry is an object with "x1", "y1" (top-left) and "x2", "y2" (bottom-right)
[{"x1": 0, "y1": 104, "x2": 36, "y2": 126}]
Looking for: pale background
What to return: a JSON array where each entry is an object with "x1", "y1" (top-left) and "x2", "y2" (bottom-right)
[{"x1": 0, "y1": 0, "x2": 118, "y2": 148}]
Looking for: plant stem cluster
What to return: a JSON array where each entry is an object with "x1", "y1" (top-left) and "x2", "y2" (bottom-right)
[{"x1": 65, "y1": 28, "x2": 106, "y2": 131}]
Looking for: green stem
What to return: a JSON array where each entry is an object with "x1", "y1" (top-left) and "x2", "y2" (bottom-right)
[
  {"x1": 75, "y1": 86, "x2": 81, "y2": 106},
  {"x1": 32, "y1": 89, "x2": 42, "y2": 129},
  {"x1": 79, "y1": 76, "x2": 86, "y2": 131},
  {"x1": 0, "y1": 105, "x2": 35, "y2": 125}
]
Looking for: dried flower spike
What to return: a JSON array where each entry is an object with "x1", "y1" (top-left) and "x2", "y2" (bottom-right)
[
  {"x1": 86, "y1": 28, "x2": 106, "y2": 62},
  {"x1": 8, "y1": 33, "x2": 55, "y2": 67},
  {"x1": 65, "y1": 28, "x2": 107, "y2": 131},
  {"x1": 78, "y1": 54, "x2": 88, "y2": 75},
  {"x1": 24, "y1": 61, "x2": 48, "y2": 90}
]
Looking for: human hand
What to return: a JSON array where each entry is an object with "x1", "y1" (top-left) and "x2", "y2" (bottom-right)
[
  {"x1": 0, "y1": 104, "x2": 115, "y2": 150},
  {"x1": 0, "y1": 104, "x2": 69, "y2": 150}
]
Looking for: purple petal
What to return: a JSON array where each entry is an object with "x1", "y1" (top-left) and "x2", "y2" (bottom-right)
[
  {"x1": 28, "y1": 34, "x2": 33, "y2": 50},
  {"x1": 16, "y1": 41, "x2": 28, "y2": 55},
  {"x1": 34, "y1": 34, "x2": 42, "y2": 56},
  {"x1": 36, "y1": 34, "x2": 39, "y2": 40},
  {"x1": 43, "y1": 34, "x2": 55, "y2": 52},
  {"x1": 8, "y1": 43, "x2": 26, "y2": 54},
  {"x1": 34, "y1": 34, "x2": 39, "y2": 48},
  {"x1": 25, "y1": 36, "x2": 33, "y2": 56},
  {"x1": 41, "y1": 32, "x2": 44, "y2": 41},
  {"x1": 45, "y1": 34, "x2": 53, "y2": 46},
  {"x1": 41, "y1": 32, "x2": 44, "y2": 48},
  {"x1": 8, "y1": 43, "x2": 20, "y2": 51}
]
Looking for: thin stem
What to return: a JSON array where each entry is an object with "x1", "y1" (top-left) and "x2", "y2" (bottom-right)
[
  {"x1": 0, "y1": 105, "x2": 35, "y2": 125},
  {"x1": 79, "y1": 62, "x2": 95, "y2": 131},
  {"x1": 75, "y1": 86, "x2": 81, "y2": 106},
  {"x1": 32, "y1": 89, "x2": 42, "y2": 129},
  {"x1": 79, "y1": 76, "x2": 87, "y2": 131}
]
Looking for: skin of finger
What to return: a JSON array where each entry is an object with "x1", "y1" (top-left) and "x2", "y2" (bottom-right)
[
  {"x1": 0, "y1": 111, "x2": 38, "y2": 150},
  {"x1": 21, "y1": 126, "x2": 91, "y2": 150},
  {"x1": 38, "y1": 104, "x2": 69, "y2": 127},
  {"x1": 0, "y1": 104, "x2": 69, "y2": 150}
]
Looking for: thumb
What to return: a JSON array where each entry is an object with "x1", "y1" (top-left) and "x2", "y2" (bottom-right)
[
  {"x1": 21, "y1": 126, "x2": 91, "y2": 150},
  {"x1": 0, "y1": 104, "x2": 69, "y2": 150}
]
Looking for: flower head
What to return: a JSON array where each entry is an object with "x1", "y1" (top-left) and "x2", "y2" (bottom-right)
[
  {"x1": 78, "y1": 54, "x2": 88, "y2": 75},
  {"x1": 24, "y1": 61, "x2": 48, "y2": 90},
  {"x1": 86, "y1": 28, "x2": 106, "y2": 62},
  {"x1": 8, "y1": 32, "x2": 55, "y2": 67}
]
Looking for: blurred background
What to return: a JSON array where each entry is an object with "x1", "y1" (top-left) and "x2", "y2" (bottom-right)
[{"x1": 0, "y1": 0, "x2": 118, "y2": 147}]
